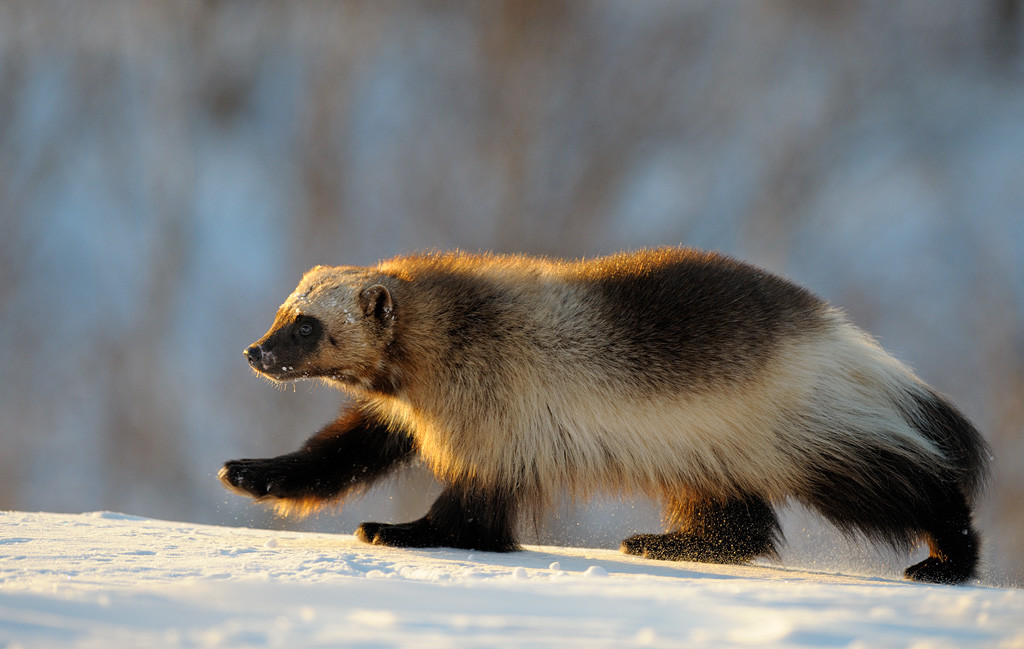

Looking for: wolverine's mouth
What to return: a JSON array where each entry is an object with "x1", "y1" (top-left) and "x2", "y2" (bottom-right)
[
  {"x1": 243, "y1": 344, "x2": 361, "y2": 386},
  {"x1": 244, "y1": 344, "x2": 275, "y2": 372},
  {"x1": 247, "y1": 364, "x2": 312, "y2": 383},
  {"x1": 243, "y1": 344, "x2": 307, "y2": 381}
]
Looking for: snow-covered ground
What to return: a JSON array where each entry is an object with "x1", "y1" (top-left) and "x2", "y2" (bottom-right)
[{"x1": 0, "y1": 512, "x2": 1020, "y2": 648}]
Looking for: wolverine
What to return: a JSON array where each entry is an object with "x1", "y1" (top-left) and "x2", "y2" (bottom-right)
[{"x1": 219, "y1": 248, "x2": 989, "y2": 584}]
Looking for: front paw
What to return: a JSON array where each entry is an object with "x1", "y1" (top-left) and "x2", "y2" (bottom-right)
[
  {"x1": 355, "y1": 518, "x2": 440, "y2": 548},
  {"x1": 219, "y1": 458, "x2": 290, "y2": 499}
]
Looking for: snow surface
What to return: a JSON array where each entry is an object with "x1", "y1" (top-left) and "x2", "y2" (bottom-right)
[{"x1": 0, "y1": 512, "x2": 1020, "y2": 648}]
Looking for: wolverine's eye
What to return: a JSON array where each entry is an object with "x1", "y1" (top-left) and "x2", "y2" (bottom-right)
[{"x1": 298, "y1": 323, "x2": 313, "y2": 337}]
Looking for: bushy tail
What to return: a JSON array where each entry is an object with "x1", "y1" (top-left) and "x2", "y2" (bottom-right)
[{"x1": 899, "y1": 387, "x2": 991, "y2": 502}]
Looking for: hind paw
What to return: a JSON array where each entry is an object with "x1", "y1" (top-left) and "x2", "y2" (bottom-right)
[
  {"x1": 621, "y1": 532, "x2": 717, "y2": 562},
  {"x1": 621, "y1": 532, "x2": 762, "y2": 564},
  {"x1": 904, "y1": 557, "x2": 974, "y2": 585}
]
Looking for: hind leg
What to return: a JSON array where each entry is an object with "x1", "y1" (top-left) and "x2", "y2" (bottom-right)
[
  {"x1": 904, "y1": 489, "x2": 979, "y2": 585},
  {"x1": 621, "y1": 495, "x2": 781, "y2": 564}
]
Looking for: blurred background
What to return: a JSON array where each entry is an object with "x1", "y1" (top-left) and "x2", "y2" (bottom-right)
[{"x1": 1, "y1": 1, "x2": 1021, "y2": 585}]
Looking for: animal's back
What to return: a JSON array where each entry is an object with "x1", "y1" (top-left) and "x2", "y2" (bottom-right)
[{"x1": 383, "y1": 248, "x2": 831, "y2": 387}]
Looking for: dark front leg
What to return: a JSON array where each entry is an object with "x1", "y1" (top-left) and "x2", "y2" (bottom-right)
[
  {"x1": 356, "y1": 481, "x2": 520, "y2": 552},
  {"x1": 219, "y1": 408, "x2": 415, "y2": 514}
]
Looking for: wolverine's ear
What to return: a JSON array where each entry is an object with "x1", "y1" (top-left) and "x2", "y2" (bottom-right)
[{"x1": 360, "y1": 284, "x2": 395, "y2": 326}]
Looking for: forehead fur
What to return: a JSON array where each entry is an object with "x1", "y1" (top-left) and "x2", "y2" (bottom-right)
[{"x1": 279, "y1": 265, "x2": 369, "y2": 322}]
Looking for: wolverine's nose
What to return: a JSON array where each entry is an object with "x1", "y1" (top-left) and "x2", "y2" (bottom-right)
[{"x1": 244, "y1": 344, "x2": 263, "y2": 369}]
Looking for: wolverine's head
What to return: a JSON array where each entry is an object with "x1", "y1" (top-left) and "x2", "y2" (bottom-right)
[{"x1": 244, "y1": 265, "x2": 399, "y2": 391}]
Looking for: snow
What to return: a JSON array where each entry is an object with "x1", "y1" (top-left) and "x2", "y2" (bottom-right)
[{"x1": 1, "y1": 512, "x2": 1020, "y2": 648}]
